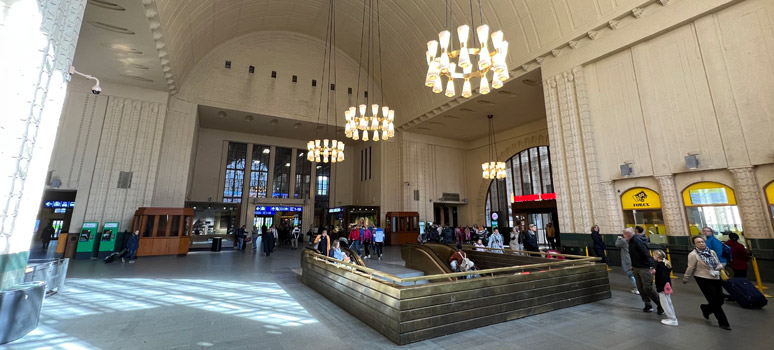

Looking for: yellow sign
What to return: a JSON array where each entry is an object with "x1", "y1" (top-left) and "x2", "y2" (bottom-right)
[
  {"x1": 682, "y1": 182, "x2": 736, "y2": 206},
  {"x1": 766, "y1": 182, "x2": 774, "y2": 205},
  {"x1": 621, "y1": 187, "x2": 662, "y2": 210}
]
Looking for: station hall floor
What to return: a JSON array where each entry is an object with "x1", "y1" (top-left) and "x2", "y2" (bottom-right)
[{"x1": 5, "y1": 244, "x2": 773, "y2": 350}]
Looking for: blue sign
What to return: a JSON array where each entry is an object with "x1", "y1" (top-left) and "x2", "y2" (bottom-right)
[
  {"x1": 44, "y1": 201, "x2": 75, "y2": 208},
  {"x1": 328, "y1": 207, "x2": 343, "y2": 213},
  {"x1": 254, "y1": 206, "x2": 303, "y2": 215}
]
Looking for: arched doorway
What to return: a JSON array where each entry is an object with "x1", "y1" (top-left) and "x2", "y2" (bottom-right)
[
  {"x1": 682, "y1": 182, "x2": 743, "y2": 244},
  {"x1": 485, "y1": 146, "x2": 556, "y2": 246}
]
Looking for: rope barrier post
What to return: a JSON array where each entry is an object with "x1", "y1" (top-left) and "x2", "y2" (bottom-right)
[
  {"x1": 751, "y1": 256, "x2": 772, "y2": 298},
  {"x1": 603, "y1": 249, "x2": 612, "y2": 271},
  {"x1": 666, "y1": 248, "x2": 678, "y2": 279},
  {"x1": 585, "y1": 246, "x2": 589, "y2": 257}
]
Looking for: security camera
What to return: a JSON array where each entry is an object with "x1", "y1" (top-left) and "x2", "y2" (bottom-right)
[{"x1": 69, "y1": 66, "x2": 102, "y2": 95}]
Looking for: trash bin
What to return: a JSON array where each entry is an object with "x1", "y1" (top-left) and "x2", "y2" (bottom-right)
[
  {"x1": 211, "y1": 237, "x2": 222, "y2": 252},
  {"x1": 63, "y1": 234, "x2": 78, "y2": 259},
  {"x1": 0, "y1": 282, "x2": 46, "y2": 344}
]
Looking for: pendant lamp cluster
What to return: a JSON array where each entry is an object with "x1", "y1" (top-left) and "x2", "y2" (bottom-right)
[
  {"x1": 425, "y1": 0, "x2": 509, "y2": 98},
  {"x1": 344, "y1": 0, "x2": 395, "y2": 142},
  {"x1": 483, "y1": 114, "x2": 506, "y2": 180},
  {"x1": 307, "y1": 0, "x2": 344, "y2": 163}
]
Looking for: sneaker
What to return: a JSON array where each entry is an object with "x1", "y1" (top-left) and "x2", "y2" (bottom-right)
[
  {"x1": 129, "y1": 260, "x2": 135, "y2": 264},
  {"x1": 657, "y1": 307, "x2": 664, "y2": 315},
  {"x1": 630, "y1": 289, "x2": 640, "y2": 295},
  {"x1": 121, "y1": 257, "x2": 125, "y2": 263},
  {"x1": 660, "y1": 319, "x2": 678, "y2": 327},
  {"x1": 642, "y1": 305, "x2": 653, "y2": 313},
  {"x1": 720, "y1": 325, "x2": 731, "y2": 331}
]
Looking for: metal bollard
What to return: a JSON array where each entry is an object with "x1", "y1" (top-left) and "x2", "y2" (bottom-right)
[
  {"x1": 751, "y1": 256, "x2": 772, "y2": 298},
  {"x1": 666, "y1": 248, "x2": 678, "y2": 279}
]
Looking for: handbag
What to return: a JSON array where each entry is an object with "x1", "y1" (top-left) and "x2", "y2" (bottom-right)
[
  {"x1": 720, "y1": 268, "x2": 731, "y2": 281},
  {"x1": 664, "y1": 282, "x2": 673, "y2": 294}
]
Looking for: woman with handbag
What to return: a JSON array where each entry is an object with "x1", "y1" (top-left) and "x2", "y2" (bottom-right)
[
  {"x1": 683, "y1": 236, "x2": 731, "y2": 330},
  {"x1": 654, "y1": 250, "x2": 678, "y2": 326}
]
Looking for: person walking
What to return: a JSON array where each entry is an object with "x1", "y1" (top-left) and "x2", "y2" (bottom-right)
[
  {"x1": 235, "y1": 225, "x2": 246, "y2": 250},
  {"x1": 487, "y1": 228, "x2": 504, "y2": 253},
  {"x1": 362, "y1": 226, "x2": 373, "y2": 259},
  {"x1": 41, "y1": 222, "x2": 55, "y2": 251},
  {"x1": 262, "y1": 224, "x2": 273, "y2": 257},
  {"x1": 123, "y1": 230, "x2": 140, "y2": 263},
  {"x1": 545, "y1": 223, "x2": 556, "y2": 250},
  {"x1": 591, "y1": 225, "x2": 607, "y2": 264},
  {"x1": 702, "y1": 227, "x2": 727, "y2": 265},
  {"x1": 348, "y1": 225, "x2": 361, "y2": 255},
  {"x1": 615, "y1": 234, "x2": 640, "y2": 294},
  {"x1": 625, "y1": 227, "x2": 663, "y2": 314},
  {"x1": 683, "y1": 235, "x2": 731, "y2": 330},
  {"x1": 291, "y1": 226, "x2": 301, "y2": 250},
  {"x1": 251, "y1": 226, "x2": 260, "y2": 251},
  {"x1": 523, "y1": 224, "x2": 540, "y2": 252},
  {"x1": 314, "y1": 229, "x2": 332, "y2": 257},
  {"x1": 654, "y1": 250, "x2": 678, "y2": 326},
  {"x1": 373, "y1": 225, "x2": 385, "y2": 260},
  {"x1": 455, "y1": 226, "x2": 464, "y2": 245},
  {"x1": 272, "y1": 225, "x2": 279, "y2": 248},
  {"x1": 725, "y1": 232, "x2": 749, "y2": 278}
]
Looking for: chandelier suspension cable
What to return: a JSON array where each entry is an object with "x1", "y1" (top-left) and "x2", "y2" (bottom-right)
[
  {"x1": 355, "y1": 0, "x2": 367, "y2": 109},
  {"x1": 377, "y1": 0, "x2": 384, "y2": 108},
  {"x1": 313, "y1": 0, "x2": 333, "y2": 143}
]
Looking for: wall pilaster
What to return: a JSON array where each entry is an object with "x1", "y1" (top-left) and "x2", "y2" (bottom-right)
[
  {"x1": 655, "y1": 175, "x2": 689, "y2": 236},
  {"x1": 730, "y1": 167, "x2": 773, "y2": 239}
]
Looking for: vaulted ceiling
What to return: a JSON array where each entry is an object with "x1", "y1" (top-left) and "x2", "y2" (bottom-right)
[{"x1": 78, "y1": 0, "x2": 645, "y2": 133}]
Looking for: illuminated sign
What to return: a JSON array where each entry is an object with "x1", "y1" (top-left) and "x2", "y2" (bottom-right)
[
  {"x1": 254, "y1": 206, "x2": 303, "y2": 215},
  {"x1": 621, "y1": 188, "x2": 661, "y2": 210},
  {"x1": 512, "y1": 193, "x2": 556, "y2": 202},
  {"x1": 491, "y1": 212, "x2": 499, "y2": 220},
  {"x1": 328, "y1": 208, "x2": 343, "y2": 213},
  {"x1": 54, "y1": 208, "x2": 66, "y2": 214},
  {"x1": 689, "y1": 188, "x2": 728, "y2": 205},
  {"x1": 44, "y1": 201, "x2": 75, "y2": 208}
]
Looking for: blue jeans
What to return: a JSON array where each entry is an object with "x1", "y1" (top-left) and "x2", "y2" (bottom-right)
[
  {"x1": 237, "y1": 237, "x2": 244, "y2": 250},
  {"x1": 126, "y1": 249, "x2": 136, "y2": 260},
  {"x1": 351, "y1": 240, "x2": 361, "y2": 255}
]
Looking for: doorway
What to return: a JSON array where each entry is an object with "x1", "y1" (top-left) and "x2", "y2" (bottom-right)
[{"x1": 433, "y1": 204, "x2": 458, "y2": 227}]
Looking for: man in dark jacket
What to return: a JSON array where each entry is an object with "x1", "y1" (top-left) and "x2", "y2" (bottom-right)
[
  {"x1": 41, "y1": 222, "x2": 55, "y2": 251},
  {"x1": 123, "y1": 230, "x2": 140, "y2": 263},
  {"x1": 625, "y1": 227, "x2": 662, "y2": 314},
  {"x1": 591, "y1": 225, "x2": 607, "y2": 264},
  {"x1": 523, "y1": 224, "x2": 540, "y2": 252}
]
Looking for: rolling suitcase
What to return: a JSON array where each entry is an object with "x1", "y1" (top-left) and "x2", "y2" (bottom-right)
[
  {"x1": 723, "y1": 277, "x2": 768, "y2": 309},
  {"x1": 103, "y1": 249, "x2": 127, "y2": 264}
]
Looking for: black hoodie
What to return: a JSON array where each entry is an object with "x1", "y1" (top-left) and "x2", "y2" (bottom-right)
[{"x1": 628, "y1": 234, "x2": 655, "y2": 269}]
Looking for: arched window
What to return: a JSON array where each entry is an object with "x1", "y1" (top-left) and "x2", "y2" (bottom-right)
[{"x1": 485, "y1": 146, "x2": 553, "y2": 226}]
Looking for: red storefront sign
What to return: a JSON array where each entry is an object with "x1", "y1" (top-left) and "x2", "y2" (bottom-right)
[{"x1": 513, "y1": 192, "x2": 556, "y2": 202}]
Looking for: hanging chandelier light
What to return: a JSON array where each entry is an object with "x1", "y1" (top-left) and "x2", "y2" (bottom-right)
[
  {"x1": 482, "y1": 114, "x2": 506, "y2": 180},
  {"x1": 344, "y1": 0, "x2": 395, "y2": 142},
  {"x1": 425, "y1": 0, "x2": 509, "y2": 98},
  {"x1": 307, "y1": 0, "x2": 345, "y2": 163}
]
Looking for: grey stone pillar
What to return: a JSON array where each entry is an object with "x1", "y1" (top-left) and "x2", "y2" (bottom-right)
[
  {"x1": 730, "y1": 167, "x2": 772, "y2": 239},
  {"x1": 655, "y1": 175, "x2": 689, "y2": 236}
]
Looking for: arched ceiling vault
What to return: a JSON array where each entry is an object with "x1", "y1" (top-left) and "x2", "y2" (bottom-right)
[{"x1": 154, "y1": 0, "x2": 649, "y2": 125}]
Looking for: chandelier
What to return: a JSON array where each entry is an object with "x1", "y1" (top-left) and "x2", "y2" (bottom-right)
[
  {"x1": 344, "y1": 0, "x2": 395, "y2": 142},
  {"x1": 424, "y1": 0, "x2": 509, "y2": 98},
  {"x1": 483, "y1": 114, "x2": 506, "y2": 179},
  {"x1": 307, "y1": 0, "x2": 344, "y2": 163}
]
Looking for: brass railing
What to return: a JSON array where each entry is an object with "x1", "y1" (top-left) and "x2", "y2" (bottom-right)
[{"x1": 303, "y1": 247, "x2": 599, "y2": 285}]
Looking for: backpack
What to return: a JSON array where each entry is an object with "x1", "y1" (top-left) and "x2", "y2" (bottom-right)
[
  {"x1": 721, "y1": 242, "x2": 733, "y2": 262},
  {"x1": 459, "y1": 252, "x2": 475, "y2": 272}
]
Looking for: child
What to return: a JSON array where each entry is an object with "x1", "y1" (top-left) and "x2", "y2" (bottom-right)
[
  {"x1": 654, "y1": 249, "x2": 678, "y2": 326},
  {"x1": 474, "y1": 239, "x2": 486, "y2": 252}
]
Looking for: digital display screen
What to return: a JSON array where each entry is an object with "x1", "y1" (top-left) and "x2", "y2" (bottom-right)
[
  {"x1": 689, "y1": 188, "x2": 728, "y2": 205},
  {"x1": 254, "y1": 206, "x2": 303, "y2": 215}
]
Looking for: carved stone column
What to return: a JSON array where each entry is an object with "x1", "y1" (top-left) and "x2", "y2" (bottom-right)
[
  {"x1": 573, "y1": 67, "x2": 605, "y2": 230},
  {"x1": 730, "y1": 167, "x2": 772, "y2": 239},
  {"x1": 655, "y1": 175, "x2": 689, "y2": 236},
  {"x1": 599, "y1": 181, "x2": 624, "y2": 233},
  {"x1": 543, "y1": 76, "x2": 573, "y2": 232}
]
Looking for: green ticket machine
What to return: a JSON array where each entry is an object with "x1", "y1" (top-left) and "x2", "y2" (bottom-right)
[
  {"x1": 76, "y1": 222, "x2": 99, "y2": 259},
  {"x1": 97, "y1": 222, "x2": 119, "y2": 258}
]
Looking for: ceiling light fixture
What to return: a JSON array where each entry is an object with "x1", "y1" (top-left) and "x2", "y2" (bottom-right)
[
  {"x1": 307, "y1": 0, "x2": 345, "y2": 164},
  {"x1": 482, "y1": 114, "x2": 505, "y2": 180},
  {"x1": 425, "y1": 0, "x2": 509, "y2": 98},
  {"x1": 344, "y1": 0, "x2": 395, "y2": 142}
]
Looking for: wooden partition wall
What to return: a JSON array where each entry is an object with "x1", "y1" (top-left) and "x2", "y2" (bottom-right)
[
  {"x1": 132, "y1": 207, "x2": 193, "y2": 257},
  {"x1": 385, "y1": 211, "x2": 419, "y2": 245}
]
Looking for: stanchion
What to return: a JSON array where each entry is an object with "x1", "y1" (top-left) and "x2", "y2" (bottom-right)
[
  {"x1": 604, "y1": 250, "x2": 613, "y2": 271},
  {"x1": 666, "y1": 248, "x2": 678, "y2": 279},
  {"x1": 585, "y1": 246, "x2": 589, "y2": 257},
  {"x1": 751, "y1": 256, "x2": 772, "y2": 298}
]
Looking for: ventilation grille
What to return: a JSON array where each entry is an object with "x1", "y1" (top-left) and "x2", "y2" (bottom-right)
[
  {"x1": 413, "y1": 190, "x2": 419, "y2": 201},
  {"x1": 441, "y1": 193, "x2": 460, "y2": 202},
  {"x1": 117, "y1": 171, "x2": 133, "y2": 189}
]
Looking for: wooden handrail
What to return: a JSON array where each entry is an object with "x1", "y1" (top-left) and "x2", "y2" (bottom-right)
[
  {"x1": 467, "y1": 245, "x2": 598, "y2": 260},
  {"x1": 303, "y1": 247, "x2": 599, "y2": 284}
]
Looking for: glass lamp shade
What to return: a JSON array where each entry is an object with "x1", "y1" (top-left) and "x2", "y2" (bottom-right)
[
  {"x1": 382, "y1": 130, "x2": 388, "y2": 140},
  {"x1": 388, "y1": 110, "x2": 395, "y2": 121},
  {"x1": 462, "y1": 79, "x2": 472, "y2": 98},
  {"x1": 363, "y1": 131, "x2": 369, "y2": 141},
  {"x1": 492, "y1": 76, "x2": 503, "y2": 89},
  {"x1": 480, "y1": 75, "x2": 490, "y2": 95},
  {"x1": 353, "y1": 129, "x2": 360, "y2": 140},
  {"x1": 439, "y1": 53, "x2": 450, "y2": 73},
  {"x1": 373, "y1": 130, "x2": 379, "y2": 141},
  {"x1": 477, "y1": 25, "x2": 489, "y2": 48},
  {"x1": 432, "y1": 76, "x2": 443, "y2": 93},
  {"x1": 427, "y1": 40, "x2": 438, "y2": 59},
  {"x1": 382, "y1": 106, "x2": 389, "y2": 117},
  {"x1": 439, "y1": 30, "x2": 450, "y2": 50},
  {"x1": 359, "y1": 104, "x2": 367, "y2": 116},
  {"x1": 491, "y1": 30, "x2": 504, "y2": 50},
  {"x1": 445, "y1": 79, "x2": 455, "y2": 97}
]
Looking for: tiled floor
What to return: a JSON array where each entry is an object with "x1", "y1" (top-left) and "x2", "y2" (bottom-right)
[{"x1": 5, "y1": 244, "x2": 773, "y2": 350}]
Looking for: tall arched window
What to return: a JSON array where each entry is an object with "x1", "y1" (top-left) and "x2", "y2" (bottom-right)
[{"x1": 485, "y1": 146, "x2": 553, "y2": 226}]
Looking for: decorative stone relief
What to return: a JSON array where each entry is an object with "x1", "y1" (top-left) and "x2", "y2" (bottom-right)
[
  {"x1": 655, "y1": 175, "x2": 689, "y2": 236},
  {"x1": 587, "y1": 30, "x2": 599, "y2": 40},
  {"x1": 730, "y1": 167, "x2": 773, "y2": 239},
  {"x1": 600, "y1": 181, "x2": 624, "y2": 233},
  {"x1": 632, "y1": 8, "x2": 644, "y2": 19},
  {"x1": 608, "y1": 20, "x2": 620, "y2": 30},
  {"x1": 568, "y1": 40, "x2": 579, "y2": 49},
  {"x1": 522, "y1": 64, "x2": 530, "y2": 72},
  {"x1": 572, "y1": 67, "x2": 604, "y2": 231},
  {"x1": 543, "y1": 76, "x2": 574, "y2": 232},
  {"x1": 535, "y1": 56, "x2": 545, "y2": 65},
  {"x1": 552, "y1": 49, "x2": 561, "y2": 58},
  {"x1": 659, "y1": 0, "x2": 671, "y2": 6}
]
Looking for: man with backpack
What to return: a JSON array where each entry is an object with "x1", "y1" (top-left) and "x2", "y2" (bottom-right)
[{"x1": 703, "y1": 227, "x2": 731, "y2": 264}]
